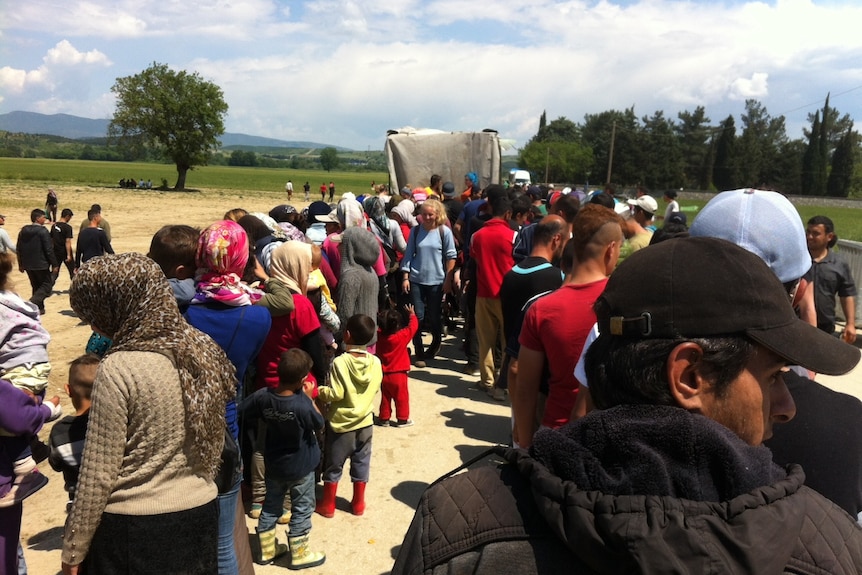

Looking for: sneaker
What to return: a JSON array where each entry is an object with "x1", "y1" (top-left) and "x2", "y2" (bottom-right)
[
  {"x1": 462, "y1": 363, "x2": 479, "y2": 376},
  {"x1": 373, "y1": 416, "x2": 390, "y2": 427},
  {"x1": 30, "y1": 438, "x2": 51, "y2": 463},
  {"x1": 414, "y1": 360, "x2": 427, "y2": 368},
  {"x1": 248, "y1": 502, "x2": 263, "y2": 519},
  {"x1": 0, "y1": 470, "x2": 49, "y2": 508},
  {"x1": 394, "y1": 419, "x2": 414, "y2": 428},
  {"x1": 488, "y1": 387, "x2": 507, "y2": 401}
]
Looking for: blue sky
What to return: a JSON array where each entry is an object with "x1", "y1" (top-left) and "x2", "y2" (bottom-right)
[{"x1": 1, "y1": 0, "x2": 861, "y2": 151}]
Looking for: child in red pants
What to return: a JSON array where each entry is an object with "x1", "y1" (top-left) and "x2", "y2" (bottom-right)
[{"x1": 375, "y1": 305, "x2": 418, "y2": 427}]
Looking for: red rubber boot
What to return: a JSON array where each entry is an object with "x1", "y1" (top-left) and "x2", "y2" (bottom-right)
[
  {"x1": 315, "y1": 481, "x2": 337, "y2": 518},
  {"x1": 351, "y1": 481, "x2": 367, "y2": 516}
]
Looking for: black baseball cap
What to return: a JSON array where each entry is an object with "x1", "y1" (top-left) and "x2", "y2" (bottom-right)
[{"x1": 595, "y1": 237, "x2": 860, "y2": 376}]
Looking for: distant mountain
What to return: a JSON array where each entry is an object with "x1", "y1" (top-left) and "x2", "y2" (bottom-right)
[{"x1": 0, "y1": 111, "x2": 346, "y2": 151}]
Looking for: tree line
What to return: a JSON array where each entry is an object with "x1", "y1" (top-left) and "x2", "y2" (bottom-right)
[{"x1": 519, "y1": 96, "x2": 860, "y2": 197}]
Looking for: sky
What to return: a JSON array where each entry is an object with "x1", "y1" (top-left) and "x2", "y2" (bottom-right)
[{"x1": 1, "y1": 0, "x2": 861, "y2": 151}]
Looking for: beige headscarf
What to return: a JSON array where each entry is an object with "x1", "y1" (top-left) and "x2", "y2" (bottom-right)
[{"x1": 268, "y1": 240, "x2": 312, "y2": 295}]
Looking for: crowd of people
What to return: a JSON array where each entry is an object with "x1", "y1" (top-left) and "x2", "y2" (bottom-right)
[{"x1": 0, "y1": 178, "x2": 860, "y2": 574}]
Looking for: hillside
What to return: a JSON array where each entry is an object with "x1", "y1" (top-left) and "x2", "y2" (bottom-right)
[{"x1": 0, "y1": 111, "x2": 348, "y2": 150}]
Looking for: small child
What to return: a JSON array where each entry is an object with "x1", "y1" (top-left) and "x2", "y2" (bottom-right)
[
  {"x1": 315, "y1": 314, "x2": 382, "y2": 518},
  {"x1": 308, "y1": 244, "x2": 339, "y2": 350},
  {"x1": 240, "y1": 349, "x2": 326, "y2": 569},
  {"x1": 0, "y1": 252, "x2": 62, "y2": 507},
  {"x1": 375, "y1": 305, "x2": 419, "y2": 427},
  {"x1": 48, "y1": 354, "x2": 98, "y2": 511}
]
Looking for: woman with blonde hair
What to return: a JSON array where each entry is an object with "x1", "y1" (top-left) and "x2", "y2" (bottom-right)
[{"x1": 399, "y1": 199, "x2": 457, "y2": 366}]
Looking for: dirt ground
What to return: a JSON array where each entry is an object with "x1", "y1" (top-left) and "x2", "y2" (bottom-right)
[
  {"x1": 3, "y1": 182, "x2": 860, "y2": 574},
  {"x1": 2, "y1": 183, "x2": 512, "y2": 575}
]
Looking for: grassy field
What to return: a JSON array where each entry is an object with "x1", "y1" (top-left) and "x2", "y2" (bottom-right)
[
  {"x1": 0, "y1": 157, "x2": 388, "y2": 195},
  {"x1": 2, "y1": 157, "x2": 861, "y2": 241}
]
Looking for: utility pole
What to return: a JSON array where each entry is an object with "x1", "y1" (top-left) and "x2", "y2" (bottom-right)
[{"x1": 606, "y1": 120, "x2": 616, "y2": 184}]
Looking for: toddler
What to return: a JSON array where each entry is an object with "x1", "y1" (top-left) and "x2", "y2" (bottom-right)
[
  {"x1": 0, "y1": 252, "x2": 62, "y2": 507},
  {"x1": 316, "y1": 314, "x2": 382, "y2": 518},
  {"x1": 375, "y1": 305, "x2": 419, "y2": 427}
]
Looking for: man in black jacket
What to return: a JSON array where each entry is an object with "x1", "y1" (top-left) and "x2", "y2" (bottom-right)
[
  {"x1": 16, "y1": 208, "x2": 57, "y2": 314},
  {"x1": 393, "y1": 237, "x2": 862, "y2": 575}
]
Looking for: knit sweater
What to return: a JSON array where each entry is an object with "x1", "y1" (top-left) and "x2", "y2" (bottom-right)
[{"x1": 62, "y1": 351, "x2": 217, "y2": 565}]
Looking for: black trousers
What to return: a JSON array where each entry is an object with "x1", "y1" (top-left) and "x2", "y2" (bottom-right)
[{"x1": 25, "y1": 269, "x2": 54, "y2": 310}]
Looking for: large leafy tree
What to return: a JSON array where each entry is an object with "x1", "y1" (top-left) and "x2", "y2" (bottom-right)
[
  {"x1": 676, "y1": 106, "x2": 712, "y2": 189},
  {"x1": 736, "y1": 100, "x2": 786, "y2": 188},
  {"x1": 640, "y1": 110, "x2": 684, "y2": 189},
  {"x1": 109, "y1": 62, "x2": 228, "y2": 190},
  {"x1": 319, "y1": 147, "x2": 339, "y2": 171},
  {"x1": 519, "y1": 116, "x2": 593, "y2": 183}
]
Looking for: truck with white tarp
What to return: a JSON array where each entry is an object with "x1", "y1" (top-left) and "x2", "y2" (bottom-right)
[{"x1": 384, "y1": 127, "x2": 505, "y2": 193}]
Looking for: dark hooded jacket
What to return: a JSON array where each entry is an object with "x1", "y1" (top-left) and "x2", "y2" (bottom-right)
[
  {"x1": 16, "y1": 223, "x2": 56, "y2": 271},
  {"x1": 392, "y1": 405, "x2": 862, "y2": 575}
]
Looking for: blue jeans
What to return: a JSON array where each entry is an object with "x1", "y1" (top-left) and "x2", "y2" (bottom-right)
[
  {"x1": 216, "y1": 479, "x2": 240, "y2": 574},
  {"x1": 410, "y1": 282, "x2": 443, "y2": 358},
  {"x1": 258, "y1": 471, "x2": 315, "y2": 536}
]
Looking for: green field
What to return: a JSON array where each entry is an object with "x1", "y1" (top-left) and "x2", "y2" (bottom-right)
[
  {"x1": 2, "y1": 157, "x2": 861, "y2": 241},
  {"x1": 0, "y1": 157, "x2": 388, "y2": 195}
]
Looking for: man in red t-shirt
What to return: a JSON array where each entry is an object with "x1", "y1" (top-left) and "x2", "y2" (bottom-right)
[
  {"x1": 514, "y1": 204, "x2": 624, "y2": 448},
  {"x1": 469, "y1": 187, "x2": 517, "y2": 391}
]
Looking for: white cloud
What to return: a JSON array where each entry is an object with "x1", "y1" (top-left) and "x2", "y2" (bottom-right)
[
  {"x1": 729, "y1": 72, "x2": 770, "y2": 100},
  {"x1": 45, "y1": 40, "x2": 111, "y2": 66}
]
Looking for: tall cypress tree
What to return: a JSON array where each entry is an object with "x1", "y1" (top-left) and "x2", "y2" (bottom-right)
[
  {"x1": 801, "y1": 112, "x2": 821, "y2": 195},
  {"x1": 827, "y1": 126, "x2": 856, "y2": 197},
  {"x1": 712, "y1": 115, "x2": 737, "y2": 190}
]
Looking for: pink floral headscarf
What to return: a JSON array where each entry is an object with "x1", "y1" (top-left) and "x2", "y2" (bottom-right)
[{"x1": 193, "y1": 220, "x2": 262, "y2": 306}]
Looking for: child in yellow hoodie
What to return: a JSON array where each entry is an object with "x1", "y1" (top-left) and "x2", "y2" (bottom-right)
[{"x1": 314, "y1": 314, "x2": 382, "y2": 518}]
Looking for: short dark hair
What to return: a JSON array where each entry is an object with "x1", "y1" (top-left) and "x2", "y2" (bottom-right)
[
  {"x1": 237, "y1": 215, "x2": 271, "y2": 243},
  {"x1": 148, "y1": 225, "x2": 200, "y2": 277},
  {"x1": 510, "y1": 193, "x2": 532, "y2": 219},
  {"x1": 277, "y1": 348, "x2": 313, "y2": 388},
  {"x1": 489, "y1": 191, "x2": 512, "y2": 218},
  {"x1": 430, "y1": 174, "x2": 441, "y2": 187},
  {"x1": 87, "y1": 209, "x2": 98, "y2": 222},
  {"x1": 346, "y1": 314, "x2": 376, "y2": 345},
  {"x1": 589, "y1": 193, "x2": 615, "y2": 209},
  {"x1": 560, "y1": 237, "x2": 576, "y2": 275},
  {"x1": 585, "y1": 334, "x2": 755, "y2": 409},
  {"x1": 552, "y1": 194, "x2": 580, "y2": 223},
  {"x1": 664, "y1": 189, "x2": 678, "y2": 199},
  {"x1": 61, "y1": 208, "x2": 73, "y2": 218},
  {"x1": 30, "y1": 209, "x2": 46, "y2": 222},
  {"x1": 90, "y1": 204, "x2": 102, "y2": 213},
  {"x1": 808, "y1": 215, "x2": 837, "y2": 248},
  {"x1": 68, "y1": 353, "x2": 100, "y2": 401}
]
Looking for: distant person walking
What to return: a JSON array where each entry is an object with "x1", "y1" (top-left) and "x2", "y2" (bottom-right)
[
  {"x1": 16, "y1": 209, "x2": 56, "y2": 314},
  {"x1": 328, "y1": 182, "x2": 335, "y2": 202},
  {"x1": 51, "y1": 208, "x2": 75, "y2": 281},
  {"x1": 286, "y1": 180, "x2": 294, "y2": 201},
  {"x1": 0, "y1": 214, "x2": 15, "y2": 255},
  {"x1": 303, "y1": 182, "x2": 311, "y2": 202},
  {"x1": 320, "y1": 183, "x2": 327, "y2": 202},
  {"x1": 45, "y1": 189, "x2": 58, "y2": 222},
  {"x1": 76, "y1": 209, "x2": 114, "y2": 269},
  {"x1": 78, "y1": 204, "x2": 112, "y2": 243}
]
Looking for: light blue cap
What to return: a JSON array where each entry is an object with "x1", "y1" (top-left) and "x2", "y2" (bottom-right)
[{"x1": 689, "y1": 188, "x2": 810, "y2": 283}]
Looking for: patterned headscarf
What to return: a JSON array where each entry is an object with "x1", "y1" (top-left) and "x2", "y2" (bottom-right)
[
  {"x1": 70, "y1": 253, "x2": 236, "y2": 477},
  {"x1": 363, "y1": 196, "x2": 390, "y2": 235},
  {"x1": 268, "y1": 241, "x2": 312, "y2": 295},
  {"x1": 336, "y1": 198, "x2": 366, "y2": 230},
  {"x1": 194, "y1": 220, "x2": 262, "y2": 306}
]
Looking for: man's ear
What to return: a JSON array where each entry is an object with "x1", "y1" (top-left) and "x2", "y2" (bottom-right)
[{"x1": 667, "y1": 342, "x2": 709, "y2": 412}]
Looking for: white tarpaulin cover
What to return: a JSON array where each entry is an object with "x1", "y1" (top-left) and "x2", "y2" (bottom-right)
[{"x1": 385, "y1": 127, "x2": 501, "y2": 193}]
